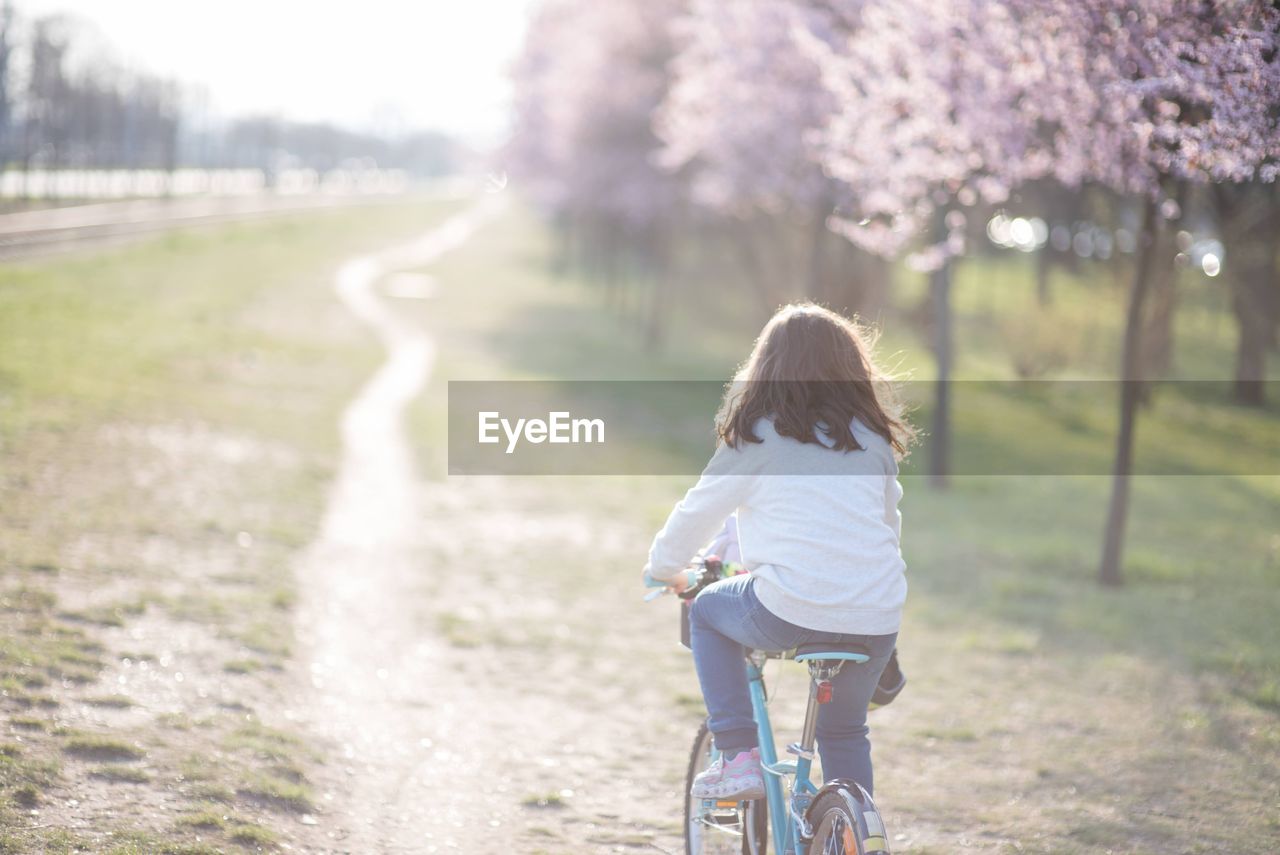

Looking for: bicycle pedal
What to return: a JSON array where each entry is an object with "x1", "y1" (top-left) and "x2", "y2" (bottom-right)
[
  {"x1": 786, "y1": 741, "x2": 815, "y2": 760},
  {"x1": 702, "y1": 797, "x2": 744, "y2": 809},
  {"x1": 698, "y1": 803, "x2": 743, "y2": 826}
]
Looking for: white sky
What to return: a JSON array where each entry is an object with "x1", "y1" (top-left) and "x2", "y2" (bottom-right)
[{"x1": 17, "y1": 0, "x2": 535, "y2": 146}]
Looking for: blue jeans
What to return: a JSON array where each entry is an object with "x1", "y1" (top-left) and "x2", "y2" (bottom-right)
[{"x1": 688, "y1": 574, "x2": 897, "y2": 794}]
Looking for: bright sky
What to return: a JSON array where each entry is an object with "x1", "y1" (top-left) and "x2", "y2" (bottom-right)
[{"x1": 18, "y1": 0, "x2": 535, "y2": 146}]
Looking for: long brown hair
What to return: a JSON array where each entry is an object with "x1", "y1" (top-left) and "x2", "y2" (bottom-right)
[{"x1": 716, "y1": 303, "x2": 913, "y2": 457}]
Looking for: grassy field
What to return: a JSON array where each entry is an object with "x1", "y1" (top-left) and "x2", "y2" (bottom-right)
[
  {"x1": 0, "y1": 196, "x2": 1276, "y2": 853},
  {"x1": 406, "y1": 205, "x2": 1280, "y2": 852},
  {"x1": 0, "y1": 197, "x2": 460, "y2": 853}
]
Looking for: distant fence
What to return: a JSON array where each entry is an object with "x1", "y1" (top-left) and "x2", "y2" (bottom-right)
[{"x1": 0, "y1": 168, "x2": 413, "y2": 200}]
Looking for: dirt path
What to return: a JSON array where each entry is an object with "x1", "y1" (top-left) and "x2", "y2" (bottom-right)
[
  {"x1": 292, "y1": 198, "x2": 511, "y2": 852},
  {"x1": 289, "y1": 199, "x2": 714, "y2": 855}
]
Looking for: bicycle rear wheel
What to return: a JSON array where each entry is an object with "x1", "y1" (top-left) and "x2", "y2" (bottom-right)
[
  {"x1": 807, "y1": 785, "x2": 890, "y2": 855},
  {"x1": 685, "y1": 721, "x2": 768, "y2": 855}
]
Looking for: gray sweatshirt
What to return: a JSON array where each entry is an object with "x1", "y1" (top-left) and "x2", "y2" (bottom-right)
[{"x1": 644, "y1": 418, "x2": 906, "y2": 635}]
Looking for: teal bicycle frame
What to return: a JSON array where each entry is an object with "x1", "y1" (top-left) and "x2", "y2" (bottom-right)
[
  {"x1": 737, "y1": 649, "x2": 867, "y2": 855},
  {"x1": 747, "y1": 654, "x2": 798, "y2": 855}
]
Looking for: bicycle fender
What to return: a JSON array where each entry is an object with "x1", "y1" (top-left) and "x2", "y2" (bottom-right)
[{"x1": 807, "y1": 779, "x2": 890, "y2": 854}]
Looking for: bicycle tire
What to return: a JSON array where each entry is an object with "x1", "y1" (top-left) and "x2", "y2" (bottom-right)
[
  {"x1": 685, "y1": 721, "x2": 769, "y2": 855},
  {"x1": 806, "y1": 784, "x2": 890, "y2": 855}
]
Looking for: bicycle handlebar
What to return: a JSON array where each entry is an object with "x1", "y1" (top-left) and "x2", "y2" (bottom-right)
[
  {"x1": 643, "y1": 557, "x2": 732, "y2": 602},
  {"x1": 642, "y1": 567, "x2": 702, "y2": 601}
]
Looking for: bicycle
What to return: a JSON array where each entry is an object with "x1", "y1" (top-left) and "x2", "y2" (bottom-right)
[{"x1": 646, "y1": 559, "x2": 894, "y2": 855}]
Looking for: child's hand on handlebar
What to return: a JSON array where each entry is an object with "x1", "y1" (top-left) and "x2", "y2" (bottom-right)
[
  {"x1": 665, "y1": 572, "x2": 691, "y2": 595},
  {"x1": 641, "y1": 567, "x2": 697, "y2": 599}
]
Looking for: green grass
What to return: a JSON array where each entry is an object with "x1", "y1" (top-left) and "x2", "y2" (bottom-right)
[
  {"x1": 89, "y1": 764, "x2": 151, "y2": 784},
  {"x1": 223, "y1": 719, "x2": 308, "y2": 764},
  {"x1": 173, "y1": 807, "x2": 227, "y2": 829},
  {"x1": 189, "y1": 782, "x2": 235, "y2": 802},
  {"x1": 0, "y1": 610, "x2": 107, "y2": 691},
  {"x1": 0, "y1": 202, "x2": 442, "y2": 447},
  {"x1": 520, "y1": 791, "x2": 568, "y2": 809},
  {"x1": 226, "y1": 822, "x2": 278, "y2": 847},
  {"x1": 8, "y1": 715, "x2": 46, "y2": 731},
  {"x1": 891, "y1": 250, "x2": 1280, "y2": 479},
  {"x1": 414, "y1": 211, "x2": 1277, "y2": 483},
  {"x1": 0, "y1": 588, "x2": 56, "y2": 612},
  {"x1": 222, "y1": 658, "x2": 265, "y2": 675},
  {"x1": 0, "y1": 740, "x2": 61, "y2": 816},
  {"x1": 436, "y1": 611, "x2": 485, "y2": 648},
  {"x1": 58, "y1": 598, "x2": 150, "y2": 628},
  {"x1": 103, "y1": 830, "x2": 226, "y2": 855},
  {"x1": 236, "y1": 773, "x2": 313, "y2": 813},
  {"x1": 60, "y1": 731, "x2": 146, "y2": 762}
]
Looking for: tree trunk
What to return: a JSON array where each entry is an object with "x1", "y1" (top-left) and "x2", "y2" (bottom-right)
[
  {"x1": 929, "y1": 252, "x2": 953, "y2": 489},
  {"x1": 605, "y1": 222, "x2": 625, "y2": 312},
  {"x1": 1235, "y1": 311, "x2": 1271, "y2": 406},
  {"x1": 1099, "y1": 195, "x2": 1162, "y2": 588},
  {"x1": 732, "y1": 221, "x2": 787, "y2": 309},
  {"x1": 824, "y1": 238, "x2": 890, "y2": 319},
  {"x1": 858, "y1": 251, "x2": 891, "y2": 321},
  {"x1": 806, "y1": 204, "x2": 830, "y2": 303},
  {"x1": 1035, "y1": 244, "x2": 1053, "y2": 306},
  {"x1": 1138, "y1": 185, "x2": 1185, "y2": 391},
  {"x1": 644, "y1": 276, "x2": 664, "y2": 351},
  {"x1": 643, "y1": 222, "x2": 669, "y2": 351},
  {"x1": 552, "y1": 214, "x2": 573, "y2": 278},
  {"x1": 1215, "y1": 183, "x2": 1279, "y2": 406}
]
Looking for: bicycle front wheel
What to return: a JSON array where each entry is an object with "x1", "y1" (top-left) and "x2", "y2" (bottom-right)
[{"x1": 685, "y1": 721, "x2": 768, "y2": 855}]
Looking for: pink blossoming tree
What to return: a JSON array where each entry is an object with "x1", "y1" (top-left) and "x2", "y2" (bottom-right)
[
  {"x1": 508, "y1": 0, "x2": 688, "y2": 344},
  {"x1": 655, "y1": 0, "x2": 869, "y2": 307}
]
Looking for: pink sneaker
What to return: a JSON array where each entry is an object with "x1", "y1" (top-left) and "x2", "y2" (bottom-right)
[{"x1": 690, "y1": 748, "x2": 765, "y2": 800}]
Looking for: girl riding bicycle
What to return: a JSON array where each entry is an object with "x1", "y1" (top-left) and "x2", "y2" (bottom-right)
[{"x1": 643, "y1": 302, "x2": 913, "y2": 802}]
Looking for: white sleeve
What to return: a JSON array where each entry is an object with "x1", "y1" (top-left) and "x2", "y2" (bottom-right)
[
  {"x1": 703, "y1": 513, "x2": 741, "y2": 564},
  {"x1": 644, "y1": 446, "x2": 755, "y2": 581},
  {"x1": 884, "y1": 473, "x2": 903, "y2": 548}
]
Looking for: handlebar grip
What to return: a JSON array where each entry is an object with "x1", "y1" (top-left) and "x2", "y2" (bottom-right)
[{"x1": 643, "y1": 568, "x2": 699, "y2": 590}]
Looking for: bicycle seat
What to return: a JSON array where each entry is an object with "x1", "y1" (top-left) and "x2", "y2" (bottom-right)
[{"x1": 792, "y1": 642, "x2": 870, "y2": 663}]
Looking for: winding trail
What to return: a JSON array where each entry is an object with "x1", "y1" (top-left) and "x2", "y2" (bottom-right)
[
  {"x1": 292, "y1": 198, "x2": 504, "y2": 853},
  {"x1": 290, "y1": 196, "x2": 692, "y2": 854}
]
